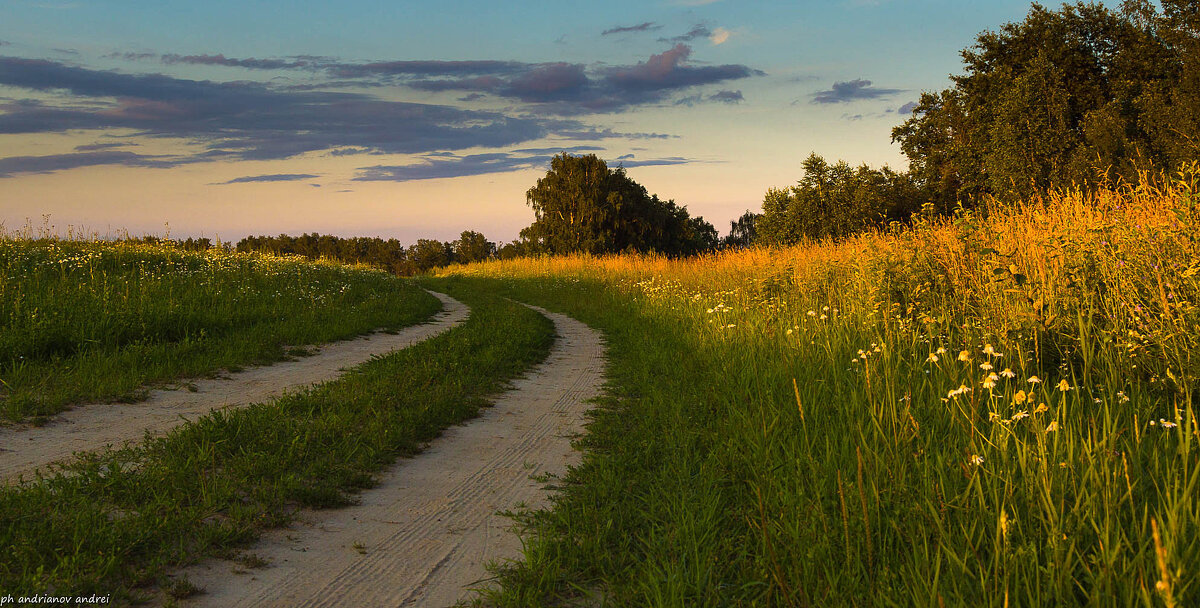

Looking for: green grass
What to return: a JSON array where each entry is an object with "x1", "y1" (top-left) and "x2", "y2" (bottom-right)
[
  {"x1": 0, "y1": 238, "x2": 442, "y2": 421},
  {"x1": 433, "y1": 171, "x2": 1200, "y2": 608},
  {"x1": 0, "y1": 277, "x2": 554, "y2": 603}
]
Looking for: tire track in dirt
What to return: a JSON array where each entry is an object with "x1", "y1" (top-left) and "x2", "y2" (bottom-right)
[
  {"x1": 175, "y1": 304, "x2": 605, "y2": 608},
  {"x1": 0, "y1": 291, "x2": 469, "y2": 483}
]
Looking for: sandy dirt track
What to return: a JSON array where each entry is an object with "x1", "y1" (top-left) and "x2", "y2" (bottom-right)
[
  {"x1": 175, "y1": 304, "x2": 605, "y2": 608},
  {"x1": 0, "y1": 291, "x2": 469, "y2": 483}
]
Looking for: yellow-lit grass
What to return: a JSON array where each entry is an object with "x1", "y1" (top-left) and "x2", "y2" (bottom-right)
[{"x1": 438, "y1": 166, "x2": 1200, "y2": 605}]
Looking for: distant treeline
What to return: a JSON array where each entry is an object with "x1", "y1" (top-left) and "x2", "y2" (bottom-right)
[{"x1": 233, "y1": 231, "x2": 498, "y2": 276}]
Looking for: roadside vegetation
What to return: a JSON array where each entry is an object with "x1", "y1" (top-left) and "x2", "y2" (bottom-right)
[
  {"x1": 435, "y1": 170, "x2": 1200, "y2": 605},
  {"x1": 0, "y1": 279, "x2": 554, "y2": 603},
  {"x1": 0, "y1": 235, "x2": 441, "y2": 422}
]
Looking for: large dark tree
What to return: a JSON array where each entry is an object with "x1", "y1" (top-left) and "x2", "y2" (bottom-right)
[
  {"x1": 722, "y1": 211, "x2": 761, "y2": 249},
  {"x1": 520, "y1": 153, "x2": 717, "y2": 256},
  {"x1": 451, "y1": 230, "x2": 496, "y2": 264},
  {"x1": 757, "y1": 154, "x2": 922, "y2": 245},
  {"x1": 893, "y1": 1, "x2": 1200, "y2": 205}
]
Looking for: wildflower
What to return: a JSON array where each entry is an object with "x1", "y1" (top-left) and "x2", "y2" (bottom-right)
[
  {"x1": 1028, "y1": 376, "x2": 1042, "y2": 384},
  {"x1": 1117, "y1": 391, "x2": 1130, "y2": 403},
  {"x1": 989, "y1": 412, "x2": 1002, "y2": 422},
  {"x1": 1013, "y1": 390, "x2": 1027, "y2": 405},
  {"x1": 980, "y1": 362, "x2": 994, "y2": 371},
  {"x1": 970, "y1": 455, "x2": 985, "y2": 466},
  {"x1": 947, "y1": 384, "x2": 972, "y2": 398},
  {"x1": 1011, "y1": 410, "x2": 1029, "y2": 422},
  {"x1": 982, "y1": 374, "x2": 999, "y2": 389},
  {"x1": 958, "y1": 350, "x2": 972, "y2": 362},
  {"x1": 983, "y1": 344, "x2": 996, "y2": 356},
  {"x1": 1000, "y1": 368, "x2": 1016, "y2": 378},
  {"x1": 1034, "y1": 403, "x2": 1048, "y2": 413},
  {"x1": 1046, "y1": 421, "x2": 1059, "y2": 432},
  {"x1": 1057, "y1": 379, "x2": 1072, "y2": 392},
  {"x1": 807, "y1": 310, "x2": 816, "y2": 317},
  {"x1": 926, "y1": 353, "x2": 939, "y2": 363},
  {"x1": 936, "y1": 347, "x2": 947, "y2": 355},
  {"x1": 786, "y1": 329, "x2": 793, "y2": 335},
  {"x1": 1159, "y1": 419, "x2": 1177, "y2": 429},
  {"x1": 819, "y1": 314, "x2": 828, "y2": 320}
]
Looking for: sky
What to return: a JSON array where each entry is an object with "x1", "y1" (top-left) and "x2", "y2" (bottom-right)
[{"x1": 1, "y1": 0, "x2": 1066, "y2": 244}]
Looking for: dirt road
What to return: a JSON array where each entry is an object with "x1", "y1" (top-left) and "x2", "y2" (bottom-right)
[
  {"x1": 0, "y1": 291, "x2": 469, "y2": 483},
  {"x1": 176, "y1": 304, "x2": 605, "y2": 608}
]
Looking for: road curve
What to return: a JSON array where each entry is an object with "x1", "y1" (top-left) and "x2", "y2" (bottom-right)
[
  {"x1": 175, "y1": 304, "x2": 606, "y2": 608},
  {"x1": 0, "y1": 291, "x2": 469, "y2": 483}
]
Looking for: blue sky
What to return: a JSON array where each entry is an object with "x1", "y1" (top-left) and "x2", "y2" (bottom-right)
[{"x1": 1, "y1": 0, "x2": 1071, "y2": 243}]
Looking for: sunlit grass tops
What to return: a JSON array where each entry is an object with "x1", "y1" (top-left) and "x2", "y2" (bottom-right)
[
  {"x1": 439, "y1": 167, "x2": 1199, "y2": 604},
  {"x1": 0, "y1": 236, "x2": 437, "y2": 420}
]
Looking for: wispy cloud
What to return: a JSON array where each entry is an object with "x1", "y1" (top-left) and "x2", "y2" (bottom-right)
[
  {"x1": 602, "y1": 22, "x2": 662, "y2": 36},
  {"x1": 0, "y1": 150, "x2": 186, "y2": 178},
  {"x1": 811, "y1": 79, "x2": 902, "y2": 104},
  {"x1": 218, "y1": 173, "x2": 320, "y2": 184},
  {"x1": 353, "y1": 147, "x2": 689, "y2": 182},
  {"x1": 0, "y1": 56, "x2": 588, "y2": 175},
  {"x1": 675, "y1": 89, "x2": 744, "y2": 106}
]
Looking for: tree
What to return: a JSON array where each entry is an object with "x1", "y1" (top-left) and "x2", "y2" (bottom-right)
[
  {"x1": 408, "y1": 239, "x2": 452, "y2": 272},
  {"x1": 451, "y1": 230, "x2": 496, "y2": 264},
  {"x1": 722, "y1": 211, "x2": 761, "y2": 249},
  {"x1": 893, "y1": 1, "x2": 1198, "y2": 206},
  {"x1": 520, "y1": 153, "x2": 716, "y2": 256},
  {"x1": 757, "y1": 154, "x2": 922, "y2": 245}
]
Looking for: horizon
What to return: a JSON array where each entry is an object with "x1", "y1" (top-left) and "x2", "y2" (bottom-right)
[{"x1": 1, "y1": 1, "x2": 1085, "y2": 245}]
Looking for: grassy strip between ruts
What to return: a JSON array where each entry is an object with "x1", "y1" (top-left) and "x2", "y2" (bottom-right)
[
  {"x1": 0, "y1": 277, "x2": 554, "y2": 604},
  {"x1": 0, "y1": 238, "x2": 443, "y2": 422}
]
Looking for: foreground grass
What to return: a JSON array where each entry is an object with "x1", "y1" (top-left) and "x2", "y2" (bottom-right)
[
  {"x1": 0, "y1": 238, "x2": 441, "y2": 422},
  {"x1": 438, "y1": 171, "x2": 1200, "y2": 606},
  {"x1": 0, "y1": 278, "x2": 553, "y2": 603}
]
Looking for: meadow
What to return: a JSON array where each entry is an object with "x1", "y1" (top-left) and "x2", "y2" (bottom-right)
[
  {"x1": 434, "y1": 167, "x2": 1200, "y2": 606},
  {"x1": 0, "y1": 235, "x2": 441, "y2": 421},
  {"x1": 0, "y1": 278, "x2": 554, "y2": 603}
]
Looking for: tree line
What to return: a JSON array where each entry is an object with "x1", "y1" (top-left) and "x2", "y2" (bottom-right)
[{"x1": 758, "y1": 0, "x2": 1199, "y2": 245}]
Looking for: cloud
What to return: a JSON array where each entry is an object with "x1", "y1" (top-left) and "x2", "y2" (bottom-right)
[
  {"x1": 161, "y1": 53, "x2": 311, "y2": 70},
  {"x1": 811, "y1": 79, "x2": 902, "y2": 104},
  {"x1": 218, "y1": 173, "x2": 320, "y2": 184},
  {"x1": 0, "y1": 41, "x2": 10, "y2": 47},
  {"x1": 329, "y1": 60, "x2": 527, "y2": 79},
  {"x1": 602, "y1": 22, "x2": 662, "y2": 36},
  {"x1": 377, "y1": 44, "x2": 761, "y2": 114},
  {"x1": 0, "y1": 56, "x2": 577, "y2": 171},
  {"x1": 354, "y1": 148, "x2": 691, "y2": 182},
  {"x1": 709, "y1": 28, "x2": 731, "y2": 45},
  {"x1": 660, "y1": 24, "x2": 712, "y2": 43},
  {"x1": 708, "y1": 89, "x2": 743, "y2": 103},
  {"x1": 0, "y1": 151, "x2": 184, "y2": 177},
  {"x1": 898, "y1": 101, "x2": 918, "y2": 114},
  {"x1": 675, "y1": 89, "x2": 744, "y2": 106},
  {"x1": 73, "y1": 141, "x2": 132, "y2": 152},
  {"x1": 457, "y1": 93, "x2": 486, "y2": 102},
  {"x1": 613, "y1": 156, "x2": 689, "y2": 168}
]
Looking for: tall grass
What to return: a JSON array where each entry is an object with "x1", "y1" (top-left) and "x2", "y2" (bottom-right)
[
  {"x1": 436, "y1": 166, "x2": 1200, "y2": 605},
  {"x1": 0, "y1": 237, "x2": 440, "y2": 421}
]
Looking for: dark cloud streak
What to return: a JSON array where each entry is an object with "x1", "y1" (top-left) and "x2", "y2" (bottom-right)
[
  {"x1": 218, "y1": 173, "x2": 319, "y2": 184},
  {"x1": 811, "y1": 79, "x2": 902, "y2": 104},
  {"x1": 601, "y1": 22, "x2": 662, "y2": 36}
]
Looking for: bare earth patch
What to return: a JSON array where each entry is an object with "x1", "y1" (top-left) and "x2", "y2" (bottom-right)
[
  {"x1": 0, "y1": 291, "x2": 469, "y2": 483},
  {"x1": 173, "y1": 304, "x2": 605, "y2": 607}
]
